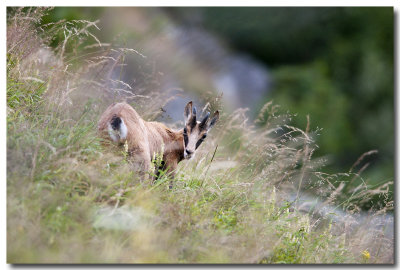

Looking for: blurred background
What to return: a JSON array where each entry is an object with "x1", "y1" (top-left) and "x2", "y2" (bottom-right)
[{"x1": 41, "y1": 7, "x2": 393, "y2": 199}]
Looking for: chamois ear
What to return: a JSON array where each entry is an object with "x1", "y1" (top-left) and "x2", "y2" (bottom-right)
[
  {"x1": 191, "y1": 106, "x2": 197, "y2": 124},
  {"x1": 184, "y1": 101, "x2": 193, "y2": 125},
  {"x1": 208, "y1": 110, "x2": 219, "y2": 130},
  {"x1": 199, "y1": 111, "x2": 210, "y2": 130}
]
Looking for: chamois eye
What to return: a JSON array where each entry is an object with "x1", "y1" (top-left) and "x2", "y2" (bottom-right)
[{"x1": 195, "y1": 134, "x2": 207, "y2": 150}]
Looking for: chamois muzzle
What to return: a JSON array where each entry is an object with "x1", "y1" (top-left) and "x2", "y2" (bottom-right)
[{"x1": 184, "y1": 149, "x2": 194, "y2": 160}]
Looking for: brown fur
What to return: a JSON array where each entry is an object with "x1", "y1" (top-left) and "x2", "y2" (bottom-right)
[
  {"x1": 98, "y1": 102, "x2": 184, "y2": 177},
  {"x1": 98, "y1": 101, "x2": 219, "y2": 186}
]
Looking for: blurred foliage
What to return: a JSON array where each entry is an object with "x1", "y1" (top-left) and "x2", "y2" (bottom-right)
[
  {"x1": 41, "y1": 7, "x2": 103, "y2": 23},
  {"x1": 39, "y1": 7, "x2": 394, "y2": 199},
  {"x1": 198, "y1": 7, "x2": 393, "y2": 186}
]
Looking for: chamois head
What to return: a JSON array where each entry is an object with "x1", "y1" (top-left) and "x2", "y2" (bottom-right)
[{"x1": 183, "y1": 101, "x2": 219, "y2": 160}]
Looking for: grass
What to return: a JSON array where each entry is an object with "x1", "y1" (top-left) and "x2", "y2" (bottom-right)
[{"x1": 6, "y1": 7, "x2": 393, "y2": 264}]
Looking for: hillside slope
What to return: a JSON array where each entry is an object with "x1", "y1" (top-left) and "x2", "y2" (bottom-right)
[{"x1": 6, "y1": 8, "x2": 393, "y2": 264}]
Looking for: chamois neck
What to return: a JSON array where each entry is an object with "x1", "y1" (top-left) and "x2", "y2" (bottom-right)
[
  {"x1": 174, "y1": 129, "x2": 185, "y2": 162},
  {"x1": 164, "y1": 128, "x2": 185, "y2": 162}
]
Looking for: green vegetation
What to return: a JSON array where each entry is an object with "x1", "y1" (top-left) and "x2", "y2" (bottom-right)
[
  {"x1": 37, "y1": 7, "x2": 395, "y2": 208},
  {"x1": 7, "y1": 8, "x2": 393, "y2": 264},
  {"x1": 200, "y1": 7, "x2": 394, "y2": 204}
]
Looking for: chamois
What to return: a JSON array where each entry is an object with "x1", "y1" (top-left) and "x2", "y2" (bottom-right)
[{"x1": 98, "y1": 101, "x2": 219, "y2": 185}]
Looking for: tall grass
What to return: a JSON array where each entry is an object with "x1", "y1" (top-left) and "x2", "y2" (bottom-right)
[{"x1": 7, "y1": 8, "x2": 393, "y2": 264}]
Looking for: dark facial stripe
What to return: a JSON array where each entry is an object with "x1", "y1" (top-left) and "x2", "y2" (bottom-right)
[
  {"x1": 195, "y1": 139, "x2": 203, "y2": 149},
  {"x1": 195, "y1": 134, "x2": 207, "y2": 149}
]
